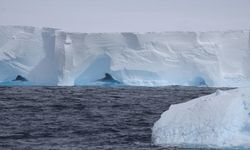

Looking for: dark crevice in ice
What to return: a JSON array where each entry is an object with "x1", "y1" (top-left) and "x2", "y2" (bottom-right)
[
  {"x1": 13, "y1": 75, "x2": 28, "y2": 82},
  {"x1": 97, "y1": 73, "x2": 121, "y2": 84}
]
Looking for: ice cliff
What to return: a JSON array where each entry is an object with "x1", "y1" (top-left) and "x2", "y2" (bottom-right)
[
  {"x1": 152, "y1": 88, "x2": 250, "y2": 148},
  {"x1": 0, "y1": 25, "x2": 250, "y2": 86}
]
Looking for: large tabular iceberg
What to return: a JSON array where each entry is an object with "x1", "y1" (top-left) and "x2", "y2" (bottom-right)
[
  {"x1": 0, "y1": 25, "x2": 250, "y2": 86},
  {"x1": 152, "y1": 88, "x2": 250, "y2": 148}
]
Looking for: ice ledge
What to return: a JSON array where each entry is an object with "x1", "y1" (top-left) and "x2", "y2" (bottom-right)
[{"x1": 152, "y1": 87, "x2": 250, "y2": 149}]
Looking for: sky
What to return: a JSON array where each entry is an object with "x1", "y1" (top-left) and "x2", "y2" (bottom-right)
[{"x1": 0, "y1": 0, "x2": 250, "y2": 32}]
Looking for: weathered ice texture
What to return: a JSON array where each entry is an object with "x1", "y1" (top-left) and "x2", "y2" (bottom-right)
[{"x1": 152, "y1": 88, "x2": 250, "y2": 148}]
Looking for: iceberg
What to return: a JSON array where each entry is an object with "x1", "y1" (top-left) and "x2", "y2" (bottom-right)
[
  {"x1": 152, "y1": 88, "x2": 250, "y2": 149},
  {"x1": 0, "y1": 25, "x2": 250, "y2": 86}
]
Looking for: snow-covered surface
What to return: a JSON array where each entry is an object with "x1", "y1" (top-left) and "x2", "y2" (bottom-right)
[
  {"x1": 0, "y1": 25, "x2": 250, "y2": 86},
  {"x1": 152, "y1": 88, "x2": 250, "y2": 148}
]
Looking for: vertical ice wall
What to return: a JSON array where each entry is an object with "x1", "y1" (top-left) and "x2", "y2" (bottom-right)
[
  {"x1": 0, "y1": 25, "x2": 249, "y2": 86},
  {"x1": 28, "y1": 28, "x2": 60, "y2": 85}
]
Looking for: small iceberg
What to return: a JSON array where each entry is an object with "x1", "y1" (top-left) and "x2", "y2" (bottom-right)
[{"x1": 152, "y1": 87, "x2": 250, "y2": 149}]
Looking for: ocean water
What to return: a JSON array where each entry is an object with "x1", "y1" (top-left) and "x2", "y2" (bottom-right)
[{"x1": 0, "y1": 86, "x2": 229, "y2": 150}]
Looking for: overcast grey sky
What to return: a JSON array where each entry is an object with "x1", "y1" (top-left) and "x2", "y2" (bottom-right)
[{"x1": 0, "y1": 0, "x2": 250, "y2": 32}]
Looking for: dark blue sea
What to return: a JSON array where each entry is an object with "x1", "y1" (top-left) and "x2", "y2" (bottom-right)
[{"x1": 0, "y1": 86, "x2": 228, "y2": 150}]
